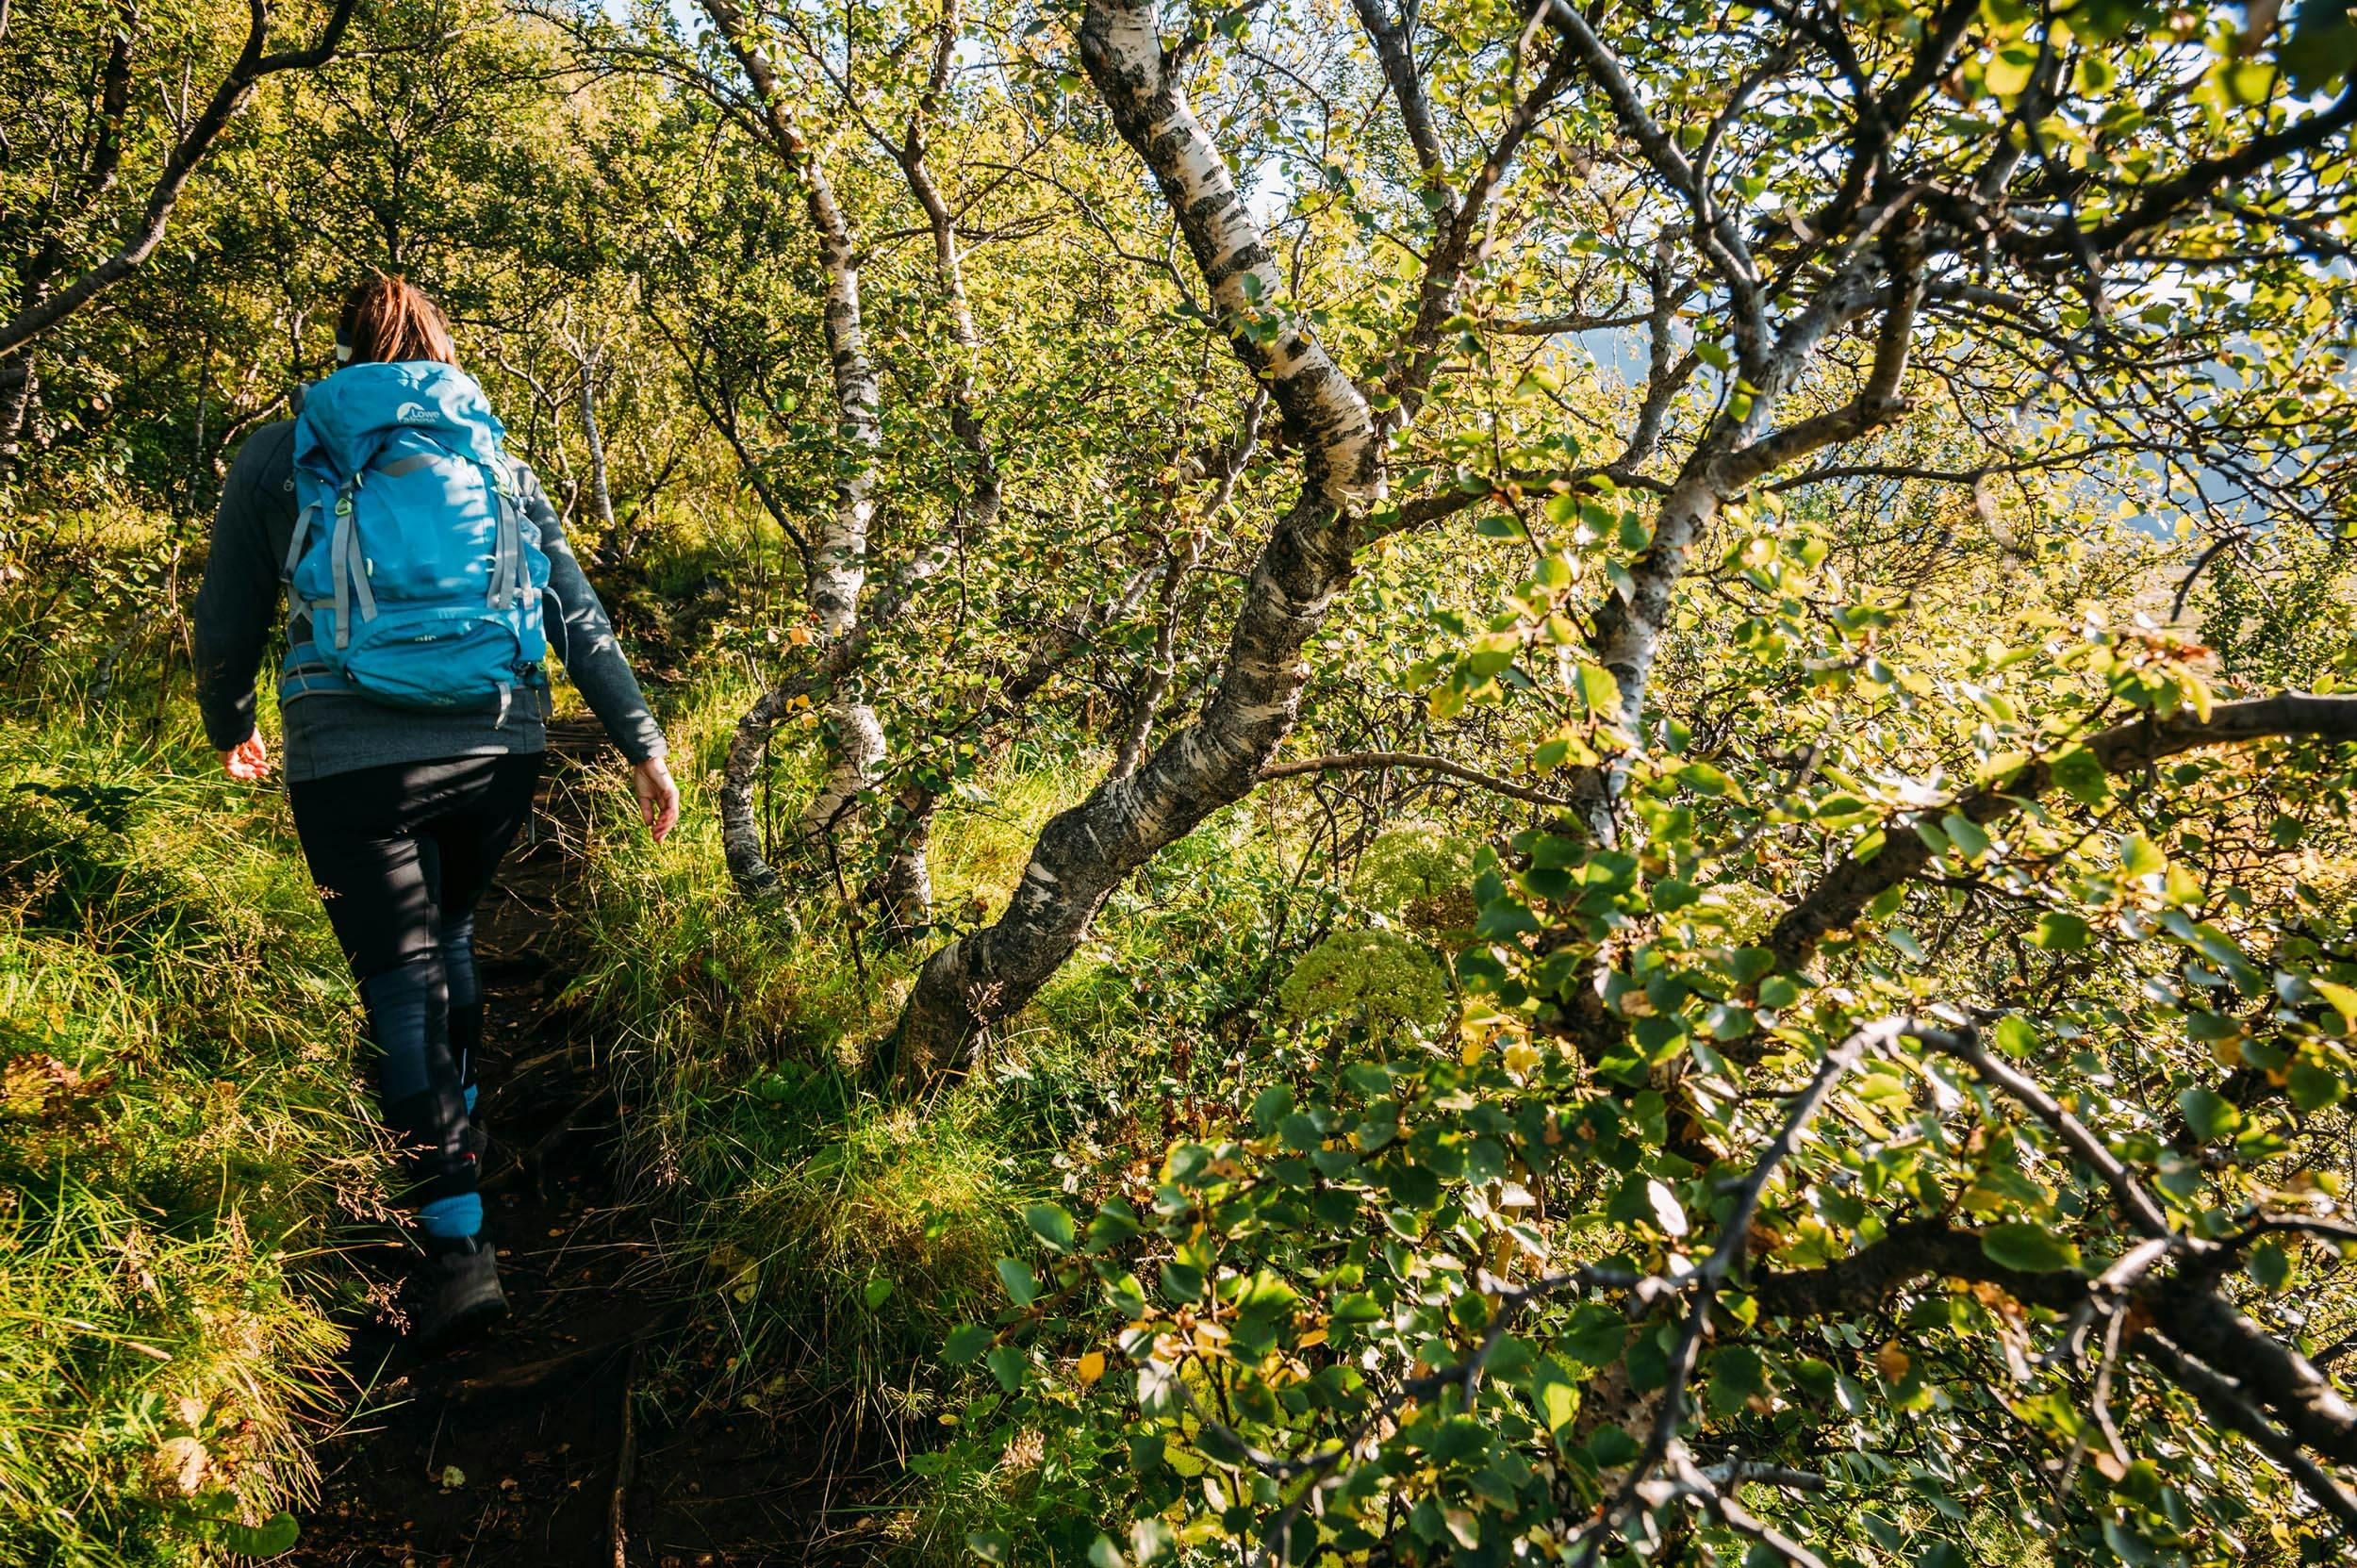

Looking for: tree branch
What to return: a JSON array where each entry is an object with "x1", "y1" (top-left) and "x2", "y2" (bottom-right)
[
  {"x1": 1258, "y1": 750, "x2": 1576, "y2": 808},
  {"x1": 1768, "y1": 693, "x2": 2357, "y2": 967},
  {"x1": 0, "y1": 0, "x2": 362, "y2": 362}
]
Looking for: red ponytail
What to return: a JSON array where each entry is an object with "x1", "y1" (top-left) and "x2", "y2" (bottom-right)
[{"x1": 337, "y1": 274, "x2": 456, "y2": 366}]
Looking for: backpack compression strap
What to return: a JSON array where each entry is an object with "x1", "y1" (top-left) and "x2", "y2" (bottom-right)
[
  {"x1": 281, "y1": 474, "x2": 367, "y2": 641},
  {"x1": 327, "y1": 483, "x2": 379, "y2": 649},
  {"x1": 482, "y1": 457, "x2": 532, "y2": 610}
]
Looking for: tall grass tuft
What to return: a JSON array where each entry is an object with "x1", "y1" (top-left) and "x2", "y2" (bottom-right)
[
  {"x1": 1, "y1": 718, "x2": 380, "y2": 1567},
  {"x1": 563, "y1": 678, "x2": 1114, "y2": 1432}
]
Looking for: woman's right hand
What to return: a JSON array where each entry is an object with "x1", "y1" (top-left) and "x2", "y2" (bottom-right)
[
  {"x1": 221, "y1": 733, "x2": 272, "y2": 782},
  {"x1": 633, "y1": 755, "x2": 680, "y2": 843}
]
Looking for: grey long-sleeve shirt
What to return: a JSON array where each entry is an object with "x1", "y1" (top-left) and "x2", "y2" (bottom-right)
[{"x1": 191, "y1": 416, "x2": 667, "y2": 783}]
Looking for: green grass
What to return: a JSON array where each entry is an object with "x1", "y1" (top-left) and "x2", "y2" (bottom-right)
[
  {"x1": 556, "y1": 662, "x2": 1375, "y2": 1560},
  {"x1": 0, "y1": 721, "x2": 380, "y2": 1568},
  {"x1": 565, "y1": 673, "x2": 1305, "y2": 1369},
  {"x1": 567, "y1": 677, "x2": 1059, "y2": 1397}
]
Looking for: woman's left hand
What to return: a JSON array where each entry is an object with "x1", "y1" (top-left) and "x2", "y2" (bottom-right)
[{"x1": 633, "y1": 755, "x2": 680, "y2": 844}]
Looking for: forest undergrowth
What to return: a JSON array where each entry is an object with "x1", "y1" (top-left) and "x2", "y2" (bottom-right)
[
  {"x1": 0, "y1": 713, "x2": 384, "y2": 1566},
  {"x1": 0, "y1": 520, "x2": 1425, "y2": 1564},
  {"x1": 565, "y1": 668, "x2": 1361, "y2": 1558}
]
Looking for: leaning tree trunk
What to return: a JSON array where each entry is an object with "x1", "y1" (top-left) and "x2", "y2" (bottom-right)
[
  {"x1": 890, "y1": 0, "x2": 1382, "y2": 1082},
  {"x1": 788, "y1": 152, "x2": 886, "y2": 848},
  {"x1": 864, "y1": 1, "x2": 1001, "y2": 929},
  {"x1": 697, "y1": 0, "x2": 891, "y2": 888},
  {"x1": 0, "y1": 360, "x2": 36, "y2": 484}
]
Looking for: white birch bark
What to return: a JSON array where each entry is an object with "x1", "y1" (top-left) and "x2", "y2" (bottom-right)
[
  {"x1": 892, "y1": 0, "x2": 1385, "y2": 1079},
  {"x1": 1569, "y1": 252, "x2": 1914, "y2": 841},
  {"x1": 791, "y1": 145, "x2": 887, "y2": 844},
  {"x1": 695, "y1": 0, "x2": 888, "y2": 866},
  {"x1": 568, "y1": 332, "x2": 618, "y2": 536}
]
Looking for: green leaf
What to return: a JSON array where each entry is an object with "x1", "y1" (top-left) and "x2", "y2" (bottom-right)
[
  {"x1": 995, "y1": 1258, "x2": 1038, "y2": 1307},
  {"x1": 1088, "y1": 1199, "x2": 1144, "y2": 1250},
  {"x1": 1980, "y1": 1223, "x2": 2082, "y2": 1273},
  {"x1": 1985, "y1": 41, "x2": 2037, "y2": 96},
  {"x1": 2029, "y1": 912, "x2": 2090, "y2": 951},
  {"x1": 1941, "y1": 813, "x2": 1990, "y2": 860},
  {"x1": 2118, "y1": 833, "x2": 2166, "y2": 877},
  {"x1": 1194, "y1": 1423, "x2": 1252, "y2": 1466},
  {"x1": 1160, "y1": 1260, "x2": 1205, "y2": 1303},
  {"x1": 1576, "y1": 663, "x2": 1621, "y2": 717},
  {"x1": 2178, "y1": 1086, "x2": 2242, "y2": 1143},
  {"x1": 1561, "y1": 1302, "x2": 1626, "y2": 1369},
  {"x1": 1025, "y1": 1203, "x2": 1077, "y2": 1252},
  {"x1": 1994, "y1": 1015, "x2": 2038, "y2": 1058},
  {"x1": 215, "y1": 1512, "x2": 301, "y2": 1556},
  {"x1": 862, "y1": 1277, "x2": 895, "y2": 1310},
  {"x1": 1675, "y1": 761, "x2": 1732, "y2": 797},
  {"x1": 2315, "y1": 979, "x2": 2357, "y2": 1027},
  {"x1": 1587, "y1": 1423, "x2": 1640, "y2": 1466},
  {"x1": 2288, "y1": 1060, "x2": 2345, "y2": 1112},
  {"x1": 985, "y1": 1343, "x2": 1027, "y2": 1392},
  {"x1": 2049, "y1": 745, "x2": 2111, "y2": 806},
  {"x1": 944, "y1": 1324, "x2": 995, "y2": 1365},
  {"x1": 1705, "y1": 1345, "x2": 1768, "y2": 1414},
  {"x1": 1532, "y1": 1358, "x2": 1582, "y2": 1432},
  {"x1": 968, "y1": 1529, "x2": 1013, "y2": 1563}
]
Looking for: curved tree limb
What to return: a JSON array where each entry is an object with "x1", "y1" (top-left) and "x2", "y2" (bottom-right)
[
  {"x1": 0, "y1": 0, "x2": 361, "y2": 364},
  {"x1": 1257, "y1": 751, "x2": 1576, "y2": 809},
  {"x1": 2131, "y1": 1332, "x2": 2357, "y2": 1535},
  {"x1": 1768, "y1": 692, "x2": 2357, "y2": 968}
]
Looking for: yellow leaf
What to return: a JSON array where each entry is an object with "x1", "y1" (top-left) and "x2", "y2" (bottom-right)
[
  {"x1": 1075, "y1": 1351, "x2": 1106, "y2": 1385},
  {"x1": 1874, "y1": 1340, "x2": 1911, "y2": 1382}
]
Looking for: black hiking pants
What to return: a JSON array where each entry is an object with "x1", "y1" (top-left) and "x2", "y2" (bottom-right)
[{"x1": 289, "y1": 752, "x2": 543, "y2": 1243}]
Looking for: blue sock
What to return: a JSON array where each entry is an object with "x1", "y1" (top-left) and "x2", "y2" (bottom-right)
[{"x1": 419, "y1": 1193, "x2": 484, "y2": 1240}]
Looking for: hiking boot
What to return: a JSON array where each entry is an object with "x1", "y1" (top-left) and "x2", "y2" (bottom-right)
[{"x1": 411, "y1": 1235, "x2": 507, "y2": 1354}]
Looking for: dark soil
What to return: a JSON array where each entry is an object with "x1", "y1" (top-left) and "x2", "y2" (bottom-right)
[{"x1": 291, "y1": 725, "x2": 861, "y2": 1567}]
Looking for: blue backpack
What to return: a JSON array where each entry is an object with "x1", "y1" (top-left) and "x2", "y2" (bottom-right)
[{"x1": 280, "y1": 361, "x2": 549, "y2": 715}]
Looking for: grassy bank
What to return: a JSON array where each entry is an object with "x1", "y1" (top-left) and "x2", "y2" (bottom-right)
[
  {"x1": 564, "y1": 673, "x2": 1330, "y2": 1555},
  {"x1": 0, "y1": 717, "x2": 381, "y2": 1567}
]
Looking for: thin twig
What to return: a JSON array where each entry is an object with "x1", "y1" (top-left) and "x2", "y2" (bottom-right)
[{"x1": 609, "y1": 1339, "x2": 641, "y2": 1568}]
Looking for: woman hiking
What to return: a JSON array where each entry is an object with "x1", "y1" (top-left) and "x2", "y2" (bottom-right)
[{"x1": 191, "y1": 275, "x2": 678, "y2": 1351}]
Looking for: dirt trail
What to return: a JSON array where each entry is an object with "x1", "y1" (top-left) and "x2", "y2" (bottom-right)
[{"x1": 292, "y1": 723, "x2": 835, "y2": 1567}]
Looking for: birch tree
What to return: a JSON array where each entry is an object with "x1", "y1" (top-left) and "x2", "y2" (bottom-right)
[
  {"x1": 879, "y1": 0, "x2": 2357, "y2": 1078},
  {"x1": 0, "y1": 0, "x2": 359, "y2": 477},
  {"x1": 879, "y1": 1, "x2": 2357, "y2": 1561}
]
